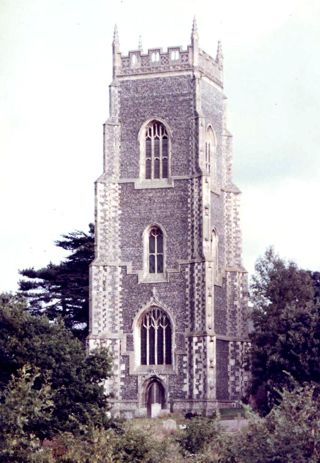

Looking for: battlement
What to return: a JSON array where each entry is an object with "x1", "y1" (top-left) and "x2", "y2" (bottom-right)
[{"x1": 112, "y1": 22, "x2": 223, "y2": 88}]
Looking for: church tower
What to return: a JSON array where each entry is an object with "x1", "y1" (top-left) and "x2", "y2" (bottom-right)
[{"x1": 89, "y1": 21, "x2": 249, "y2": 417}]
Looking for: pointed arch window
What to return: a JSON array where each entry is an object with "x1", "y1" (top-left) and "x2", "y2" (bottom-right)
[
  {"x1": 148, "y1": 226, "x2": 163, "y2": 274},
  {"x1": 140, "y1": 307, "x2": 172, "y2": 365},
  {"x1": 145, "y1": 121, "x2": 169, "y2": 180}
]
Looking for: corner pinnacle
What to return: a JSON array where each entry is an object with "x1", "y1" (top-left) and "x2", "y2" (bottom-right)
[
  {"x1": 216, "y1": 40, "x2": 223, "y2": 69},
  {"x1": 191, "y1": 16, "x2": 198, "y2": 39},
  {"x1": 113, "y1": 24, "x2": 120, "y2": 47}
]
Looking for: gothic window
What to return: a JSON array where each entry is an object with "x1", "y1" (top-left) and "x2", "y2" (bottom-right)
[
  {"x1": 140, "y1": 307, "x2": 172, "y2": 365},
  {"x1": 148, "y1": 226, "x2": 163, "y2": 273},
  {"x1": 145, "y1": 121, "x2": 169, "y2": 180}
]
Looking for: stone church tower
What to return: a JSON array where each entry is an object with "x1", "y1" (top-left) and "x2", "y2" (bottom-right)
[{"x1": 89, "y1": 21, "x2": 249, "y2": 417}]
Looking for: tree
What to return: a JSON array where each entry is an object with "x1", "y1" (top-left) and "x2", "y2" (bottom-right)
[
  {"x1": 0, "y1": 295, "x2": 112, "y2": 440},
  {"x1": 0, "y1": 365, "x2": 54, "y2": 463},
  {"x1": 249, "y1": 248, "x2": 320, "y2": 413},
  {"x1": 18, "y1": 223, "x2": 94, "y2": 340},
  {"x1": 224, "y1": 384, "x2": 320, "y2": 463}
]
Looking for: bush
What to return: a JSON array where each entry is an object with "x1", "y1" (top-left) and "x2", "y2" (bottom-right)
[
  {"x1": 58, "y1": 424, "x2": 178, "y2": 463},
  {"x1": 0, "y1": 365, "x2": 54, "y2": 463},
  {"x1": 0, "y1": 299, "x2": 113, "y2": 439},
  {"x1": 176, "y1": 416, "x2": 224, "y2": 457},
  {"x1": 58, "y1": 427, "x2": 118, "y2": 463},
  {"x1": 224, "y1": 384, "x2": 320, "y2": 463}
]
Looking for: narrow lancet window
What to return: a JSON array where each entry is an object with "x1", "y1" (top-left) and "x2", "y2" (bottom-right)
[
  {"x1": 149, "y1": 226, "x2": 163, "y2": 273},
  {"x1": 144, "y1": 121, "x2": 169, "y2": 179}
]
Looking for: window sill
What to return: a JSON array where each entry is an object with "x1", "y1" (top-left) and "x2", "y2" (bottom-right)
[{"x1": 134, "y1": 178, "x2": 174, "y2": 189}]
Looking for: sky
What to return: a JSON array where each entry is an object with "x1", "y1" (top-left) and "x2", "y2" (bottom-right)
[{"x1": 1, "y1": 0, "x2": 320, "y2": 292}]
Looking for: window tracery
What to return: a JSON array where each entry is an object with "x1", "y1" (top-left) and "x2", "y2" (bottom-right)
[
  {"x1": 145, "y1": 121, "x2": 169, "y2": 180},
  {"x1": 140, "y1": 307, "x2": 172, "y2": 365}
]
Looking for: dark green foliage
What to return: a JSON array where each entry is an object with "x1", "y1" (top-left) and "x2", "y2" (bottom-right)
[
  {"x1": 115, "y1": 428, "x2": 153, "y2": 463},
  {"x1": 0, "y1": 365, "x2": 54, "y2": 462},
  {"x1": 224, "y1": 384, "x2": 320, "y2": 463},
  {"x1": 57, "y1": 387, "x2": 320, "y2": 462},
  {"x1": 251, "y1": 247, "x2": 314, "y2": 312},
  {"x1": 250, "y1": 248, "x2": 320, "y2": 413},
  {"x1": 176, "y1": 416, "x2": 223, "y2": 456},
  {"x1": 19, "y1": 224, "x2": 94, "y2": 340},
  {"x1": 58, "y1": 424, "x2": 180, "y2": 463},
  {"x1": 58, "y1": 426, "x2": 117, "y2": 463},
  {"x1": 0, "y1": 296, "x2": 112, "y2": 440}
]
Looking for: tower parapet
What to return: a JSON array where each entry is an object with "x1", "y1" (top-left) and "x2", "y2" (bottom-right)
[{"x1": 113, "y1": 25, "x2": 223, "y2": 87}]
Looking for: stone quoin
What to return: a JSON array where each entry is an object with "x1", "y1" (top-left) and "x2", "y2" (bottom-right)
[{"x1": 88, "y1": 19, "x2": 250, "y2": 418}]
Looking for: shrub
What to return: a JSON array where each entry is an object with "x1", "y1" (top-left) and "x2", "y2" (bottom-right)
[
  {"x1": 0, "y1": 365, "x2": 54, "y2": 463},
  {"x1": 224, "y1": 385, "x2": 320, "y2": 463},
  {"x1": 58, "y1": 427, "x2": 117, "y2": 463},
  {"x1": 176, "y1": 416, "x2": 224, "y2": 457}
]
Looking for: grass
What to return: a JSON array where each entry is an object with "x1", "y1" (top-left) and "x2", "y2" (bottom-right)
[{"x1": 128, "y1": 407, "x2": 245, "y2": 434}]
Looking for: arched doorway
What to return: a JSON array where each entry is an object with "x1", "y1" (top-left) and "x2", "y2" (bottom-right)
[{"x1": 146, "y1": 378, "x2": 165, "y2": 417}]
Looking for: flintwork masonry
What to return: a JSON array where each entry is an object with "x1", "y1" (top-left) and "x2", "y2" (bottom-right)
[{"x1": 88, "y1": 20, "x2": 249, "y2": 417}]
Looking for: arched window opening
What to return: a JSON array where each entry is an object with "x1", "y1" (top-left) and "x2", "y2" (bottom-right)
[
  {"x1": 145, "y1": 121, "x2": 169, "y2": 180},
  {"x1": 148, "y1": 226, "x2": 163, "y2": 273},
  {"x1": 140, "y1": 307, "x2": 172, "y2": 366}
]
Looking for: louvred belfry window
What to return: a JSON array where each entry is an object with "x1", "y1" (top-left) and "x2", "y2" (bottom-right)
[
  {"x1": 140, "y1": 307, "x2": 172, "y2": 365},
  {"x1": 145, "y1": 121, "x2": 169, "y2": 179},
  {"x1": 148, "y1": 226, "x2": 163, "y2": 273}
]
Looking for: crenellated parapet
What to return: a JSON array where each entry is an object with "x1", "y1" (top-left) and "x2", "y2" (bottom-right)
[{"x1": 112, "y1": 23, "x2": 223, "y2": 88}]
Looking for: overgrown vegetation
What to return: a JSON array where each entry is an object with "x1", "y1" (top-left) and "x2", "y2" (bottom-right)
[
  {"x1": 0, "y1": 365, "x2": 54, "y2": 463},
  {"x1": 4, "y1": 383, "x2": 316, "y2": 463},
  {"x1": 0, "y1": 295, "x2": 112, "y2": 441},
  {"x1": 249, "y1": 247, "x2": 320, "y2": 414},
  {"x1": 1, "y1": 230, "x2": 320, "y2": 461},
  {"x1": 223, "y1": 384, "x2": 320, "y2": 463}
]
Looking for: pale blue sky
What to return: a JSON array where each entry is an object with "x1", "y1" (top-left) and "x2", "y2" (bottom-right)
[{"x1": 1, "y1": 0, "x2": 320, "y2": 292}]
